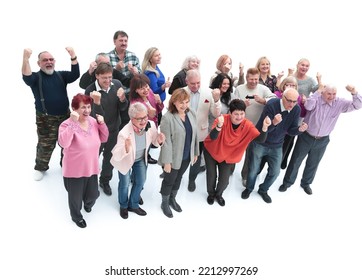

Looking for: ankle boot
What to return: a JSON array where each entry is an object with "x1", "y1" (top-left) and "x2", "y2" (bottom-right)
[
  {"x1": 161, "y1": 195, "x2": 173, "y2": 218},
  {"x1": 169, "y1": 190, "x2": 182, "y2": 212}
]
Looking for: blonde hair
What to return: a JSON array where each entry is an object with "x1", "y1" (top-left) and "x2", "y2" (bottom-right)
[
  {"x1": 141, "y1": 47, "x2": 159, "y2": 77},
  {"x1": 255, "y1": 56, "x2": 272, "y2": 78},
  {"x1": 279, "y1": 76, "x2": 298, "y2": 92}
]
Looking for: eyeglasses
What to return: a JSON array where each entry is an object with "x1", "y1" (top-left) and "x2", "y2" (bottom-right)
[
  {"x1": 283, "y1": 95, "x2": 298, "y2": 104},
  {"x1": 41, "y1": 58, "x2": 55, "y2": 62},
  {"x1": 134, "y1": 116, "x2": 148, "y2": 122}
]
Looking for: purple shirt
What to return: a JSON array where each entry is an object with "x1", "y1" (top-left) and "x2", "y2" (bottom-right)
[{"x1": 304, "y1": 91, "x2": 362, "y2": 137}]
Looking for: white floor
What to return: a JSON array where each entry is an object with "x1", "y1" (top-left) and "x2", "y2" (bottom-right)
[{"x1": 2, "y1": 110, "x2": 362, "y2": 280}]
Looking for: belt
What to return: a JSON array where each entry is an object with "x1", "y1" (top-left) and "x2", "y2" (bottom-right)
[{"x1": 305, "y1": 131, "x2": 327, "y2": 140}]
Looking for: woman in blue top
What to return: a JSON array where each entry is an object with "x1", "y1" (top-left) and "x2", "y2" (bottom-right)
[{"x1": 141, "y1": 47, "x2": 170, "y2": 125}]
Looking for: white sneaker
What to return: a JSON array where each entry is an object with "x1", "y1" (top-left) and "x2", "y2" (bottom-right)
[{"x1": 34, "y1": 170, "x2": 44, "y2": 181}]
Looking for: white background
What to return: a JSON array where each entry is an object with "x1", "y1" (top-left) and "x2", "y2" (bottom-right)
[{"x1": 1, "y1": 0, "x2": 362, "y2": 279}]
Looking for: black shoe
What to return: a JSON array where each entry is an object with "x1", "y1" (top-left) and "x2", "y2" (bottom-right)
[
  {"x1": 120, "y1": 208, "x2": 128, "y2": 219},
  {"x1": 258, "y1": 190, "x2": 272, "y2": 203},
  {"x1": 100, "y1": 182, "x2": 112, "y2": 196},
  {"x1": 279, "y1": 184, "x2": 289, "y2": 192},
  {"x1": 241, "y1": 189, "x2": 251, "y2": 199},
  {"x1": 84, "y1": 206, "x2": 92, "y2": 213},
  {"x1": 302, "y1": 185, "x2": 313, "y2": 195},
  {"x1": 188, "y1": 181, "x2": 196, "y2": 192},
  {"x1": 207, "y1": 195, "x2": 215, "y2": 205},
  {"x1": 128, "y1": 207, "x2": 147, "y2": 216},
  {"x1": 215, "y1": 196, "x2": 225, "y2": 206},
  {"x1": 139, "y1": 196, "x2": 144, "y2": 205},
  {"x1": 75, "y1": 219, "x2": 87, "y2": 228},
  {"x1": 147, "y1": 154, "x2": 157, "y2": 164},
  {"x1": 199, "y1": 166, "x2": 206, "y2": 173},
  {"x1": 281, "y1": 161, "x2": 287, "y2": 170}
]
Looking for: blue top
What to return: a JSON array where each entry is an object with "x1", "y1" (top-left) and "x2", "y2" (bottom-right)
[
  {"x1": 256, "y1": 98, "x2": 301, "y2": 148},
  {"x1": 144, "y1": 65, "x2": 166, "y2": 102}
]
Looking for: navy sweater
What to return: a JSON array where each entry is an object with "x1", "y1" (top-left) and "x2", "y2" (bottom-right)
[{"x1": 256, "y1": 98, "x2": 301, "y2": 148}]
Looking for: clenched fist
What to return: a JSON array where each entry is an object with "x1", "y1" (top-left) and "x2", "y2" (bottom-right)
[{"x1": 90, "y1": 91, "x2": 101, "y2": 105}]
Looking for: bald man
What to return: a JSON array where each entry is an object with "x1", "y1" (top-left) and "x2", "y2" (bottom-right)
[
  {"x1": 242, "y1": 88, "x2": 308, "y2": 203},
  {"x1": 279, "y1": 84, "x2": 362, "y2": 195}
]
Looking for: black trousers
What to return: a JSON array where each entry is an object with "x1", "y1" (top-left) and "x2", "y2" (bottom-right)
[
  {"x1": 160, "y1": 159, "x2": 190, "y2": 195},
  {"x1": 63, "y1": 175, "x2": 99, "y2": 222},
  {"x1": 204, "y1": 148, "x2": 234, "y2": 197}
]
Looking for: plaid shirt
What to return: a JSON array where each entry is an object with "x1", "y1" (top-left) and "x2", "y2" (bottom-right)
[{"x1": 108, "y1": 49, "x2": 141, "y2": 77}]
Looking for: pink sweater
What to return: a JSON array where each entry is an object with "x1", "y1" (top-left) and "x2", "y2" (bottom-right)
[{"x1": 58, "y1": 117, "x2": 109, "y2": 178}]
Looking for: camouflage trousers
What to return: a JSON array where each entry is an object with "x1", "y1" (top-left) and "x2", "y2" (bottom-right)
[{"x1": 35, "y1": 111, "x2": 69, "y2": 171}]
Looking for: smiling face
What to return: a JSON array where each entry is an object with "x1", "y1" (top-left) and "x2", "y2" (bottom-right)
[
  {"x1": 220, "y1": 78, "x2": 231, "y2": 94},
  {"x1": 174, "y1": 98, "x2": 190, "y2": 114},
  {"x1": 230, "y1": 109, "x2": 245, "y2": 125},
  {"x1": 74, "y1": 102, "x2": 91, "y2": 122},
  {"x1": 321, "y1": 86, "x2": 337, "y2": 104},
  {"x1": 246, "y1": 73, "x2": 259, "y2": 89},
  {"x1": 186, "y1": 74, "x2": 201, "y2": 93},
  {"x1": 297, "y1": 59, "x2": 310, "y2": 76},
  {"x1": 258, "y1": 58, "x2": 270, "y2": 75},
  {"x1": 38, "y1": 52, "x2": 55, "y2": 75},
  {"x1": 188, "y1": 58, "x2": 200, "y2": 70},
  {"x1": 131, "y1": 111, "x2": 149, "y2": 131},
  {"x1": 135, "y1": 84, "x2": 150, "y2": 98},
  {"x1": 96, "y1": 71, "x2": 113, "y2": 90}
]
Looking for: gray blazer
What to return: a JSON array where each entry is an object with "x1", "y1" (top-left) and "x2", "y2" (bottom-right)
[{"x1": 158, "y1": 109, "x2": 199, "y2": 170}]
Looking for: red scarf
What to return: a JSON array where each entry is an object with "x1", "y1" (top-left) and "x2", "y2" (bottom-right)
[{"x1": 204, "y1": 114, "x2": 259, "y2": 163}]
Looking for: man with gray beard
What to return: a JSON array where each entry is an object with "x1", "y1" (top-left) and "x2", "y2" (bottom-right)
[{"x1": 22, "y1": 47, "x2": 80, "y2": 181}]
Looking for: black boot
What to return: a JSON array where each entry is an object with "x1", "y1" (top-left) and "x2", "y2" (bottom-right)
[
  {"x1": 161, "y1": 195, "x2": 173, "y2": 218},
  {"x1": 169, "y1": 190, "x2": 182, "y2": 212}
]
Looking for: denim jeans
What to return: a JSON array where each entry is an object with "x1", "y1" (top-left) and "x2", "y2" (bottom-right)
[
  {"x1": 118, "y1": 159, "x2": 147, "y2": 209},
  {"x1": 246, "y1": 142, "x2": 282, "y2": 193},
  {"x1": 283, "y1": 132, "x2": 330, "y2": 188}
]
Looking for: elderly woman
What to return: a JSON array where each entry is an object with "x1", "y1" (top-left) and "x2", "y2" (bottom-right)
[
  {"x1": 129, "y1": 73, "x2": 164, "y2": 164},
  {"x1": 158, "y1": 88, "x2": 199, "y2": 218},
  {"x1": 168, "y1": 55, "x2": 201, "y2": 95},
  {"x1": 203, "y1": 99, "x2": 271, "y2": 206},
  {"x1": 110, "y1": 102, "x2": 165, "y2": 219},
  {"x1": 58, "y1": 93, "x2": 109, "y2": 228}
]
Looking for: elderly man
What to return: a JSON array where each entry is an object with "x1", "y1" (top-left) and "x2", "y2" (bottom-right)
[
  {"x1": 279, "y1": 84, "x2": 362, "y2": 195},
  {"x1": 242, "y1": 88, "x2": 308, "y2": 203},
  {"x1": 22, "y1": 47, "x2": 80, "y2": 181},
  {"x1": 184, "y1": 69, "x2": 221, "y2": 192}
]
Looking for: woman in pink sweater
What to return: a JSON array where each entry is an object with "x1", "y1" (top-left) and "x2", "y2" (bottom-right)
[{"x1": 58, "y1": 94, "x2": 109, "y2": 228}]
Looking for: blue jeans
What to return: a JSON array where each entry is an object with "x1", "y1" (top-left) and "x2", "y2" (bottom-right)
[
  {"x1": 283, "y1": 132, "x2": 330, "y2": 188},
  {"x1": 118, "y1": 159, "x2": 147, "y2": 209},
  {"x1": 246, "y1": 142, "x2": 282, "y2": 193}
]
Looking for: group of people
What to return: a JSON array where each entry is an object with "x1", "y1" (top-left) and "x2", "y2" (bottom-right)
[{"x1": 22, "y1": 30, "x2": 362, "y2": 228}]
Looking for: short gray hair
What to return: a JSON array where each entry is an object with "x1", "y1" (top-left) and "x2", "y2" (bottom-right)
[{"x1": 128, "y1": 102, "x2": 148, "y2": 119}]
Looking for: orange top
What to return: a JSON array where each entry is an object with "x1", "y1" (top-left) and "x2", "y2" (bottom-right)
[{"x1": 204, "y1": 114, "x2": 259, "y2": 164}]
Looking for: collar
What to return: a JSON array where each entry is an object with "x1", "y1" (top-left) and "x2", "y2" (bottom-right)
[
  {"x1": 280, "y1": 99, "x2": 290, "y2": 113},
  {"x1": 96, "y1": 81, "x2": 114, "y2": 93}
]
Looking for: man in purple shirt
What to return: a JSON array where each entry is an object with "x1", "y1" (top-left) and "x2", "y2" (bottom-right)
[{"x1": 279, "y1": 84, "x2": 362, "y2": 195}]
